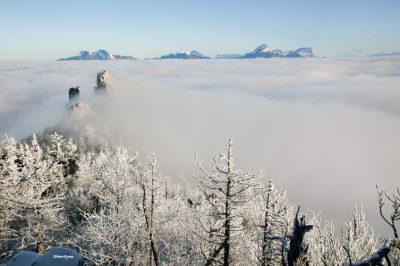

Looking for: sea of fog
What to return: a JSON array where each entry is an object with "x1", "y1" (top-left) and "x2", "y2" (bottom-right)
[{"x1": 1, "y1": 57, "x2": 400, "y2": 237}]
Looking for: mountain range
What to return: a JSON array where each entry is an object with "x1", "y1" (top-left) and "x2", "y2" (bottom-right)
[
  {"x1": 57, "y1": 46, "x2": 400, "y2": 61},
  {"x1": 58, "y1": 50, "x2": 136, "y2": 61},
  {"x1": 58, "y1": 45, "x2": 315, "y2": 61},
  {"x1": 58, "y1": 46, "x2": 315, "y2": 60}
]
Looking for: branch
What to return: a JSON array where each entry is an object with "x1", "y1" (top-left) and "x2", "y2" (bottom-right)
[
  {"x1": 343, "y1": 245, "x2": 353, "y2": 266},
  {"x1": 345, "y1": 242, "x2": 391, "y2": 266}
]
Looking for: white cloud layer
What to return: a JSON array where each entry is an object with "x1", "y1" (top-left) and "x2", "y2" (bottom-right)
[{"x1": 1, "y1": 57, "x2": 400, "y2": 237}]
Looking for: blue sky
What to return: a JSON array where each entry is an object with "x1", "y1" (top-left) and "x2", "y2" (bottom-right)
[{"x1": 0, "y1": 0, "x2": 399, "y2": 60}]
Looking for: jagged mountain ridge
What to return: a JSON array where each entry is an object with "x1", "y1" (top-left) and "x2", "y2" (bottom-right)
[{"x1": 241, "y1": 44, "x2": 314, "y2": 58}]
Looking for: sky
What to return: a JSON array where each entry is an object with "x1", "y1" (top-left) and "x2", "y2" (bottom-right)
[{"x1": 0, "y1": 0, "x2": 399, "y2": 60}]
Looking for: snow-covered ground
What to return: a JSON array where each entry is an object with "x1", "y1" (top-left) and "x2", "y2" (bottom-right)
[{"x1": 1, "y1": 57, "x2": 400, "y2": 237}]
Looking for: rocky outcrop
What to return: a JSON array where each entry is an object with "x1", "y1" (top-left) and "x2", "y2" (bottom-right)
[
  {"x1": 69, "y1": 86, "x2": 80, "y2": 102},
  {"x1": 95, "y1": 70, "x2": 111, "y2": 90}
]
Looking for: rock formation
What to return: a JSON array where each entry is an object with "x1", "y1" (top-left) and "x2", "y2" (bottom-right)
[
  {"x1": 68, "y1": 86, "x2": 80, "y2": 102},
  {"x1": 68, "y1": 101, "x2": 91, "y2": 112},
  {"x1": 95, "y1": 70, "x2": 111, "y2": 90}
]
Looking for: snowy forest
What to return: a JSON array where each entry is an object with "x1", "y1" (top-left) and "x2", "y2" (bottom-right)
[{"x1": 0, "y1": 131, "x2": 399, "y2": 265}]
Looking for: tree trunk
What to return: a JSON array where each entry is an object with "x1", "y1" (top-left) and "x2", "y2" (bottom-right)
[
  {"x1": 37, "y1": 229, "x2": 45, "y2": 255},
  {"x1": 142, "y1": 157, "x2": 159, "y2": 266},
  {"x1": 288, "y1": 206, "x2": 313, "y2": 266},
  {"x1": 142, "y1": 184, "x2": 154, "y2": 266},
  {"x1": 261, "y1": 191, "x2": 271, "y2": 266},
  {"x1": 37, "y1": 212, "x2": 45, "y2": 255},
  {"x1": 223, "y1": 139, "x2": 233, "y2": 266}
]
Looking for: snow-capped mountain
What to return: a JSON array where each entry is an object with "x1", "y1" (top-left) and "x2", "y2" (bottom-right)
[
  {"x1": 292, "y1": 47, "x2": 314, "y2": 58},
  {"x1": 157, "y1": 50, "x2": 210, "y2": 59},
  {"x1": 58, "y1": 50, "x2": 136, "y2": 61},
  {"x1": 241, "y1": 44, "x2": 314, "y2": 58},
  {"x1": 242, "y1": 44, "x2": 273, "y2": 58}
]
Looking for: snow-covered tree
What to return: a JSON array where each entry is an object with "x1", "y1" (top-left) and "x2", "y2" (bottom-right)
[
  {"x1": 0, "y1": 136, "x2": 20, "y2": 255},
  {"x1": 306, "y1": 215, "x2": 344, "y2": 265},
  {"x1": 154, "y1": 183, "x2": 202, "y2": 265},
  {"x1": 248, "y1": 179, "x2": 293, "y2": 265},
  {"x1": 4, "y1": 133, "x2": 400, "y2": 265},
  {"x1": 46, "y1": 132, "x2": 78, "y2": 178},
  {"x1": 341, "y1": 205, "x2": 377, "y2": 263},
  {"x1": 17, "y1": 134, "x2": 68, "y2": 254},
  {"x1": 195, "y1": 139, "x2": 259, "y2": 265},
  {"x1": 306, "y1": 205, "x2": 377, "y2": 266},
  {"x1": 75, "y1": 206, "x2": 146, "y2": 265},
  {"x1": 74, "y1": 145, "x2": 139, "y2": 212},
  {"x1": 72, "y1": 145, "x2": 147, "y2": 264},
  {"x1": 0, "y1": 134, "x2": 69, "y2": 255}
]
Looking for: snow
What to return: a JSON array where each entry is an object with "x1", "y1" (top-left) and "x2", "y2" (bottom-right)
[{"x1": 90, "y1": 50, "x2": 115, "y2": 60}]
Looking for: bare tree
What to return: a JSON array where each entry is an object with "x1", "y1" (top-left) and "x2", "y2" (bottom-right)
[
  {"x1": 376, "y1": 185, "x2": 399, "y2": 239},
  {"x1": 376, "y1": 185, "x2": 400, "y2": 264}
]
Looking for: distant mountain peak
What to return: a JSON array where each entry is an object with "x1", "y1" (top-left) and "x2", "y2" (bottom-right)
[
  {"x1": 294, "y1": 47, "x2": 313, "y2": 58},
  {"x1": 58, "y1": 50, "x2": 136, "y2": 61},
  {"x1": 157, "y1": 50, "x2": 210, "y2": 59},
  {"x1": 254, "y1": 44, "x2": 271, "y2": 53},
  {"x1": 190, "y1": 50, "x2": 205, "y2": 57},
  {"x1": 91, "y1": 49, "x2": 115, "y2": 60}
]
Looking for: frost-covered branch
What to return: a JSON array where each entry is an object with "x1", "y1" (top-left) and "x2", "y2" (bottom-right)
[{"x1": 377, "y1": 184, "x2": 400, "y2": 239}]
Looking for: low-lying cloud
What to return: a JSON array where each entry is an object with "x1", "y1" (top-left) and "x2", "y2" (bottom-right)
[{"x1": 1, "y1": 57, "x2": 400, "y2": 237}]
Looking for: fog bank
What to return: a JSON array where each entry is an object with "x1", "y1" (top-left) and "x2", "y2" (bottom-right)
[{"x1": 1, "y1": 57, "x2": 400, "y2": 237}]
